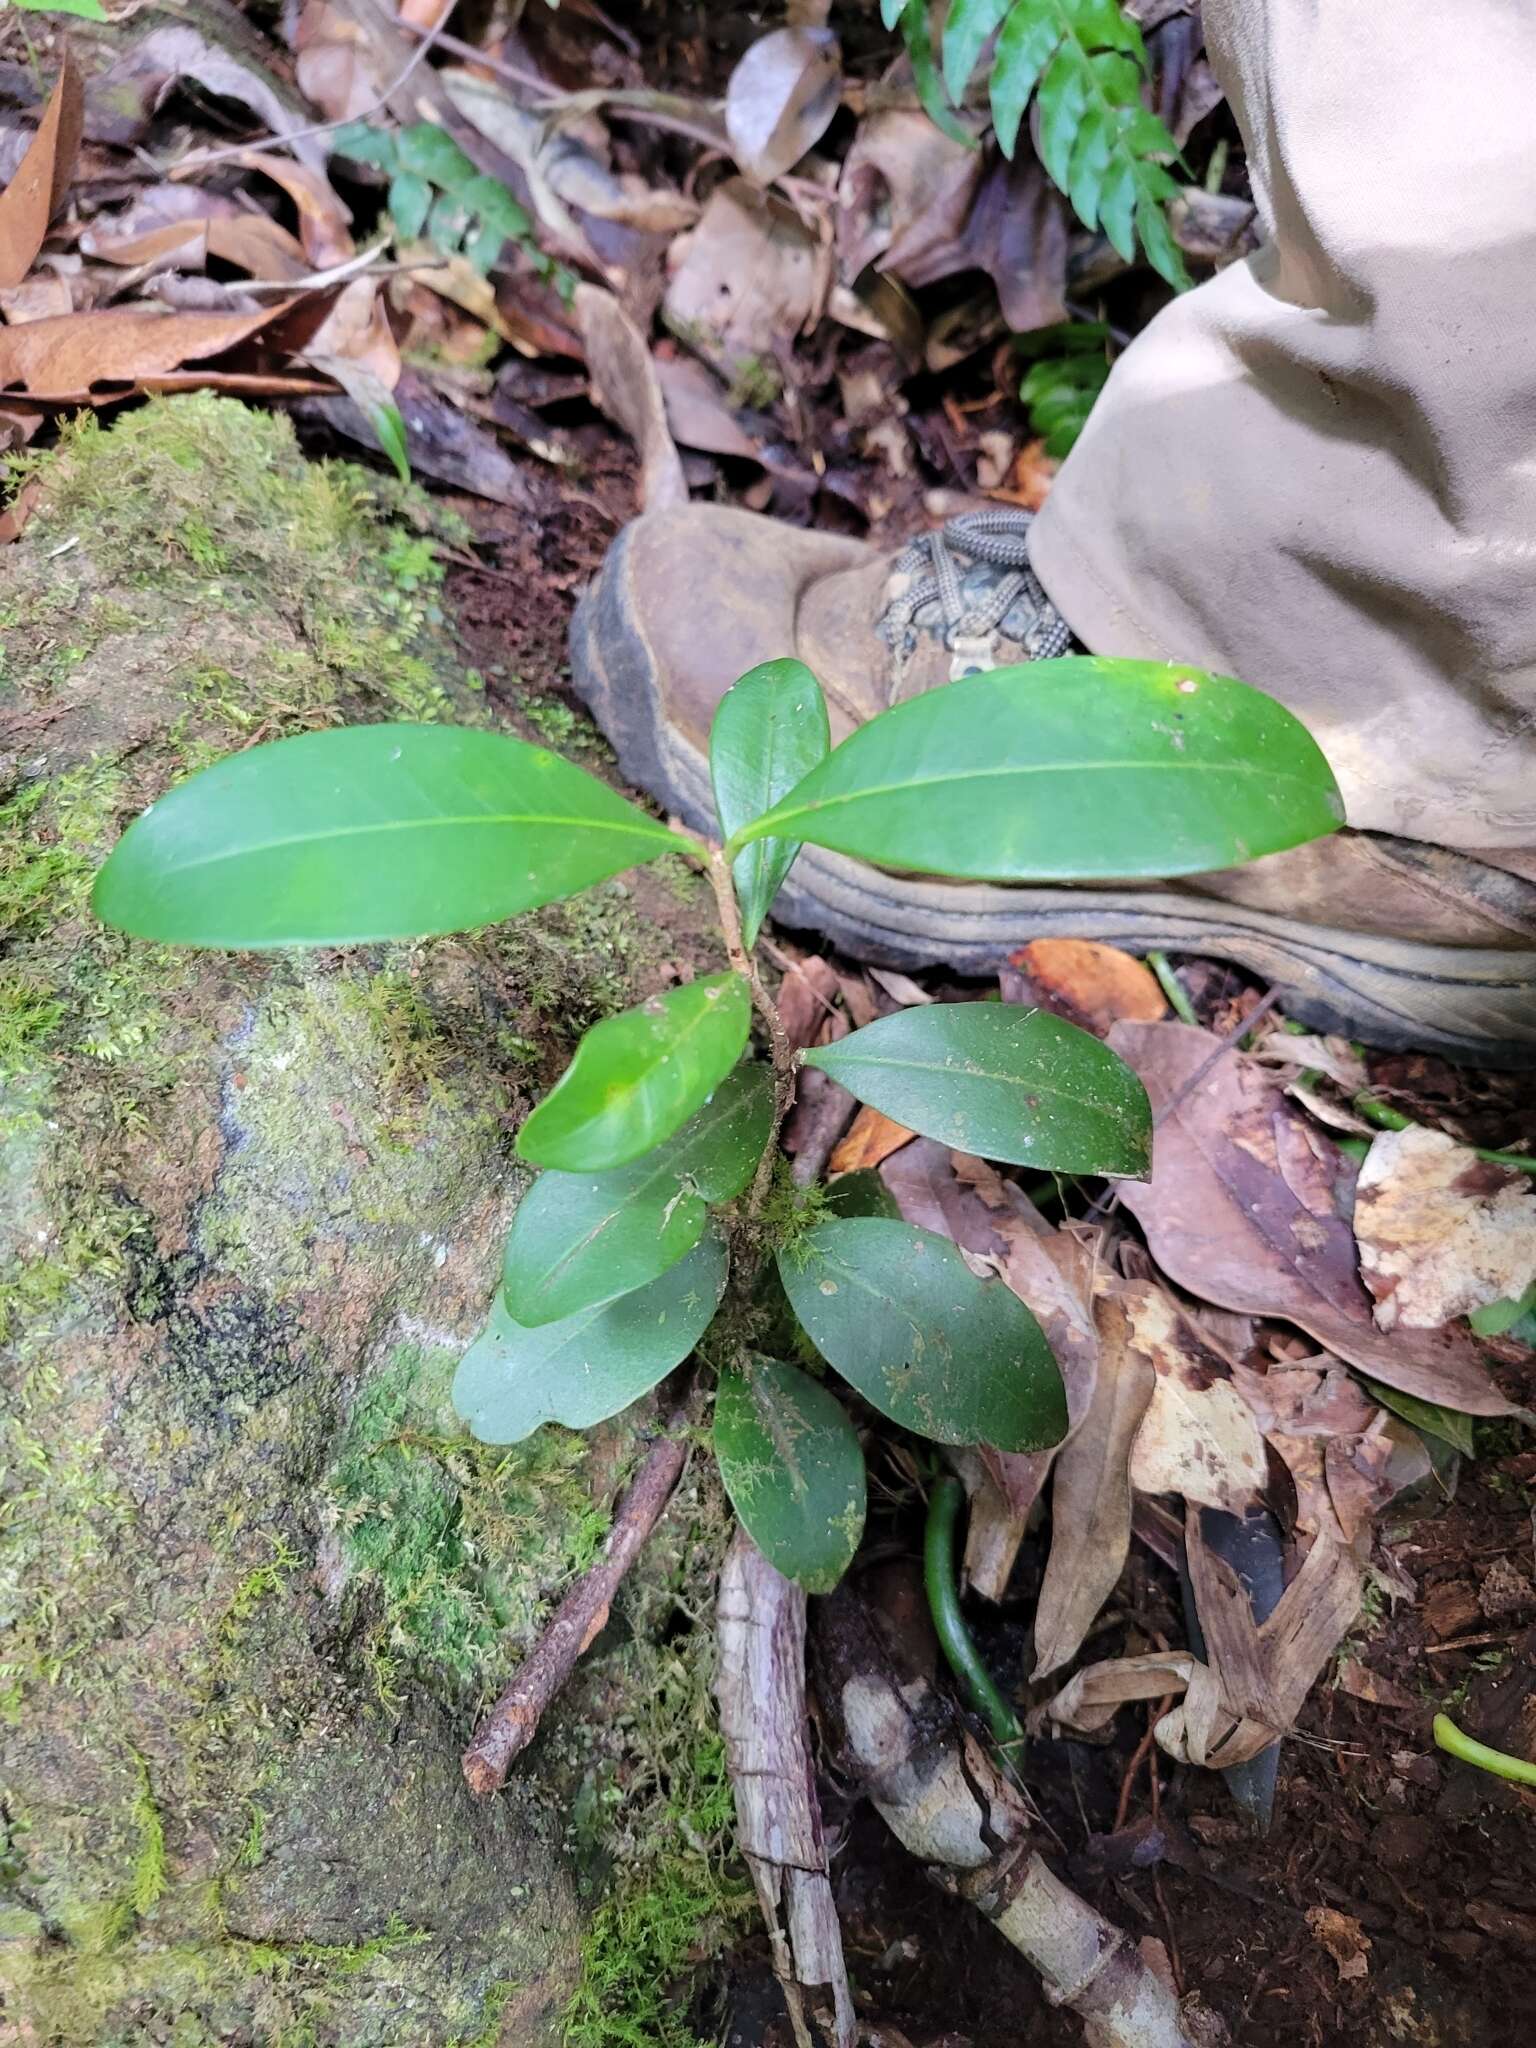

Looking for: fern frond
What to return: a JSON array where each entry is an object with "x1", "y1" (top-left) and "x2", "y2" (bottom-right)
[
  {"x1": 1017, "y1": 321, "x2": 1112, "y2": 456},
  {"x1": 914, "y1": 0, "x2": 1191, "y2": 291}
]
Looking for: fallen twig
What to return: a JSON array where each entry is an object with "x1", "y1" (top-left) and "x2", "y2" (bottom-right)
[
  {"x1": 462, "y1": 1401, "x2": 694, "y2": 1795},
  {"x1": 716, "y1": 1533, "x2": 856, "y2": 2048}
]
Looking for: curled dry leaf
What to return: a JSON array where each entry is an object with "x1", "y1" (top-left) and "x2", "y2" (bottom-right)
[
  {"x1": 829, "y1": 1105, "x2": 914, "y2": 1174},
  {"x1": 100, "y1": 25, "x2": 330, "y2": 170},
  {"x1": 1046, "y1": 1526, "x2": 1362, "y2": 1769},
  {"x1": 1108, "y1": 1021, "x2": 1515, "y2": 1416},
  {"x1": 1032, "y1": 1281, "x2": 1156, "y2": 1675},
  {"x1": 654, "y1": 354, "x2": 762, "y2": 461},
  {"x1": 664, "y1": 179, "x2": 821, "y2": 384},
  {"x1": 82, "y1": 215, "x2": 311, "y2": 283},
  {"x1": 1124, "y1": 1282, "x2": 1268, "y2": 1515},
  {"x1": 574, "y1": 283, "x2": 687, "y2": 513},
  {"x1": 0, "y1": 52, "x2": 82, "y2": 291},
  {"x1": 1004, "y1": 938, "x2": 1167, "y2": 1037},
  {"x1": 1306, "y1": 1906, "x2": 1372, "y2": 1982},
  {"x1": 0, "y1": 302, "x2": 329, "y2": 404},
  {"x1": 726, "y1": 27, "x2": 842, "y2": 187},
  {"x1": 224, "y1": 153, "x2": 356, "y2": 269},
  {"x1": 836, "y1": 108, "x2": 983, "y2": 286},
  {"x1": 1354, "y1": 1125, "x2": 1536, "y2": 1330}
]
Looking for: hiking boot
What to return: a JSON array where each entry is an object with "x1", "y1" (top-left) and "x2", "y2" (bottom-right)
[{"x1": 570, "y1": 504, "x2": 1536, "y2": 1064}]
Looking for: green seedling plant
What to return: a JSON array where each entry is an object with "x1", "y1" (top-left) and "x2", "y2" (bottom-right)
[
  {"x1": 92, "y1": 653, "x2": 1341, "y2": 1591},
  {"x1": 1018, "y1": 320, "x2": 1113, "y2": 456}
]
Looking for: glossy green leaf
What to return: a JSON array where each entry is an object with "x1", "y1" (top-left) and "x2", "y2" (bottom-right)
[
  {"x1": 369, "y1": 402, "x2": 411, "y2": 484},
  {"x1": 92, "y1": 723, "x2": 685, "y2": 948},
  {"x1": 517, "y1": 973, "x2": 751, "y2": 1171},
  {"x1": 777, "y1": 1218, "x2": 1066, "y2": 1450},
  {"x1": 710, "y1": 659, "x2": 830, "y2": 948},
  {"x1": 396, "y1": 122, "x2": 477, "y2": 189},
  {"x1": 714, "y1": 1359, "x2": 866, "y2": 1592},
  {"x1": 454, "y1": 1233, "x2": 728, "y2": 1443},
  {"x1": 729, "y1": 660, "x2": 1344, "y2": 881},
  {"x1": 1361, "y1": 1377, "x2": 1477, "y2": 1458},
  {"x1": 1469, "y1": 1278, "x2": 1536, "y2": 1338},
  {"x1": 823, "y1": 1169, "x2": 902, "y2": 1220},
  {"x1": 804, "y1": 1002, "x2": 1150, "y2": 1176},
  {"x1": 942, "y1": 0, "x2": 1014, "y2": 103},
  {"x1": 503, "y1": 1064, "x2": 774, "y2": 1325},
  {"x1": 388, "y1": 172, "x2": 432, "y2": 242}
]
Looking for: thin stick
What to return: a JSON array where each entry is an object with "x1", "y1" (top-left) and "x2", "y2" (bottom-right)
[{"x1": 462, "y1": 1403, "x2": 694, "y2": 1795}]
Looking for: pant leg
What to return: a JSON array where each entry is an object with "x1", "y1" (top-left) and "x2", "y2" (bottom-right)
[{"x1": 1028, "y1": 0, "x2": 1536, "y2": 855}]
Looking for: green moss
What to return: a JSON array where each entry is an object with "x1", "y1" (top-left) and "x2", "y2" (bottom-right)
[{"x1": 327, "y1": 1342, "x2": 608, "y2": 1700}]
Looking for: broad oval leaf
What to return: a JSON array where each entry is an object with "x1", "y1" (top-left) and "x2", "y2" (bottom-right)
[
  {"x1": 777, "y1": 1217, "x2": 1066, "y2": 1451},
  {"x1": 453, "y1": 1232, "x2": 728, "y2": 1443},
  {"x1": 804, "y1": 1003, "x2": 1150, "y2": 1177},
  {"x1": 517, "y1": 973, "x2": 752, "y2": 1170},
  {"x1": 503, "y1": 1064, "x2": 774, "y2": 1325},
  {"x1": 710, "y1": 659, "x2": 830, "y2": 947},
  {"x1": 823, "y1": 1167, "x2": 902, "y2": 1220},
  {"x1": 713, "y1": 1358, "x2": 866, "y2": 1593},
  {"x1": 727, "y1": 660, "x2": 1343, "y2": 881},
  {"x1": 92, "y1": 723, "x2": 686, "y2": 948}
]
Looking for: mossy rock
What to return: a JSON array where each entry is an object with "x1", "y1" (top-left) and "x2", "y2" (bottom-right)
[{"x1": 0, "y1": 399, "x2": 735, "y2": 2046}]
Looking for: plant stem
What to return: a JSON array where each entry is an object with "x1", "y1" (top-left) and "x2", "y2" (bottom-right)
[
  {"x1": 1354, "y1": 1096, "x2": 1536, "y2": 1175},
  {"x1": 923, "y1": 1476, "x2": 1024, "y2": 1747},
  {"x1": 706, "y1": 848, "x2": 797, "y2": 1213},
  {"x1": 1146, "y1": 950, "x2": 1198, "y2": 1026},
  {"x1": 1433, "y1": 1711, "x2": 1536, "y2": 1787}
]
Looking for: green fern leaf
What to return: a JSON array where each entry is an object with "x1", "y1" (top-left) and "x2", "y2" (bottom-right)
[
  {"x1": 912, "y1": 0, "x2": 1191, "y2": 291},
  {"x1": 1018, "y1": 321, "x2": 1112, "y2": 456},
  {"x1": 898, "y1": 1, "x2": 976, "y2": 146}
]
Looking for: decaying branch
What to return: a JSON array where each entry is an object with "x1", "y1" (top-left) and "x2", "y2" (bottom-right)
[
  {"x1": 810, "y1": 1577, "x2": 1225, "y2": 2048},
  {"x1": 716, "y1": 1532, "x2": 857, "y2": 2048},
  {"x1": 463, "y1": 1405, "x2": 693, "y2": 1795}
]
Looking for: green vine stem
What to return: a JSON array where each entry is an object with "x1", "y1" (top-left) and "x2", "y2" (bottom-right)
[
  {"x1": 923, "y1": 1476, "x2": 1025, "y2": 1748},
  {"x1": 1145, "y1": 950, "x2": 1198, "y2": 1027},
  {"x1": 1354, "y1": 1097, "x2": 1536, "y2": 1175},
  {"x1": 704, "y1": 846, "x2": 797, "y2": 1215},
  {"x1": 1433, "y1": 1712, "x2": 1536, "y2": 1788}
]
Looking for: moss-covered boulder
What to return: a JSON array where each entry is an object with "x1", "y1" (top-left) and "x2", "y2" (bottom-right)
[{"x1": 0, "y1": 400, "x2": 734, "y2": 2046}]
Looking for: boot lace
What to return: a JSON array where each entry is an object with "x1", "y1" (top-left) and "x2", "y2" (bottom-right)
[{"x1": 878, "y1": 506, "x2": 1072, "y2": 699}]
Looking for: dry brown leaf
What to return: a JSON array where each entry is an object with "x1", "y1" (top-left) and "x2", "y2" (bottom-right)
[
  {"x1": 654, "y1": 353, "x2": 762, "y2": 461},
  {"x1": 1306, "y1": 1906, "x2": 1371, "y2": 1982},
  {"x1": 0, "y1": 471, "x2": 44, "y2": 544},
  {"x1": 100, "y1": 26, "x2": 331, "y2": 170},
  {"x1": 1032, "y1": 1283, "x2": 1156, "y2": 1676},
  {"x1": 1335, "y1": 1658, "x2": 1416, "y2": 1711},
  {"x1": 225, "y1": 154, "x2": 356, "y2": 269},
  {"x1": 0, "y1": 274, "x2": 75, "y2": 324},
  {"x1": 575, "y1": 282, "x2": 686, "y2": 512},
  {"x1": 1354, "y1": 1125, "x2": 1536, "y2": 1330},
  {"x1": 0, "y1": 302, "x2": 324, "y2": 403},
  {"x1": 836, "y1": 107, "x2": 982, "y2": 285},
  {"x1": 664, "y1": 179, "x2": 821, "y2": 382},
  {"x1": 1124, "y1": 1282, "x2": 1268, "y2": 1514},
  {"x1": 726, "y1": 26, "x2": 842, "y2": 187},
  {"x1": 1046, "y1": 1528, "x2": 1361, "y2": 1769},
  {"x1": 829, "y1": 1105, "x2": 913, "y2": 1174},
  {"x1": 303, "y1": 276, "x2": 400, "y2": 388},
  {"x1": 84, "y1": 215, "x2": 311, "y2": 283},
  {"x1": 1108, "y1": 1021, "x2": 1516, "y2": 1416},
  {"x1": 1007, "y1": 938, "x2": 1167, "y2": 1037},
  {"x1": 0, "y1": 52, "x2": 82, "y2": 291},
  {"x1": 1230, "y1": 1354, "x2": 1379, "y2": 1439}
]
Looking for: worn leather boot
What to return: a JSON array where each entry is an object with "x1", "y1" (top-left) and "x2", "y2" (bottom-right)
[{"x1": 571, "y1": 504, "x2": 1536, "y2": 1064}]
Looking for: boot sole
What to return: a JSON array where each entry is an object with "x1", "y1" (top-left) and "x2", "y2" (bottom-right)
[{"x1": 571, "y1": 535, "x2": 1536, "y2": 1066}]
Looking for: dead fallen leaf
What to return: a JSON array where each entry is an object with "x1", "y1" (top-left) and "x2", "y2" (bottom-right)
[
  {"x1": 1124, "y1": 1282, "x2": 1268, "y2": 1514},
  {"x1": 1230, "y1": 1354, "x2": 1379, "y2": 1439},
  {"x1": 0, "y1": 472, "x2": 45, "y2": 544},
  {"x1": 1250, "y1": 1028, "x2": 1369, "y2": 1095},
  {"x1": 99, "y1": 25, "x2": 331, "y2": 171},
  {"x1": 0, "y1": 274, "x2": 75, "y2": 324},
  {"x1": 830, "y1": 1106, "x2": 914, "y2": 1175},
  {"x1": 1306, "y1": 1905, "x2": 1371, "y2": 1982},
  {"x1": 835, "y1": 105, "x2": 983, "y2": 286},
  {"x1": 1354, "y1": 1125, "x2": 1536, "y2": 1330},
  {"x1": 0, "y1": 52, "x2": 82, "y2": 292},
  {"x1": 665, "y1": 179, "x2": 821, "y2": 383},
  {"x1": 576, "y1": 283, "x2": 687, "y2": 513},
  {"x1": 1336, "y1": 1658, "x2": 1416, "y2": 1710},
  {"x1": 1107, "y1": 1022, "x2": 1516, "y2": 1416},
  {"x1": 1047, "y1": 1529, "x2": 1362, "y2": 1768},
  {"x1": 1032, "y1": 1283, "x2": 1156, "y2": 1675},
  {"x1": 1005, "y1": 939, "x2": 1167, "y2": 1037},
  {"x1": 225, "y1": 153, "x2": 356, "y2": 269},
  {"x1": 866, "y1": 966, "x2": 933, "y2": 1008},
  {"x1": 654, "y1": 353, "x2": 763, "y2": 461},
  {"x1": 83, "y1": 215, "x2": 311, "y2": 283},
  {"x1": 0, "y1": 302, "x2": 321, "y2": 403},
  {"x1": 726, "y1": 26, "x2": 842, "y2": 187},
  {"x1": 1324, "y1": 1415, "x2": 1432, "y2": 1551}
]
